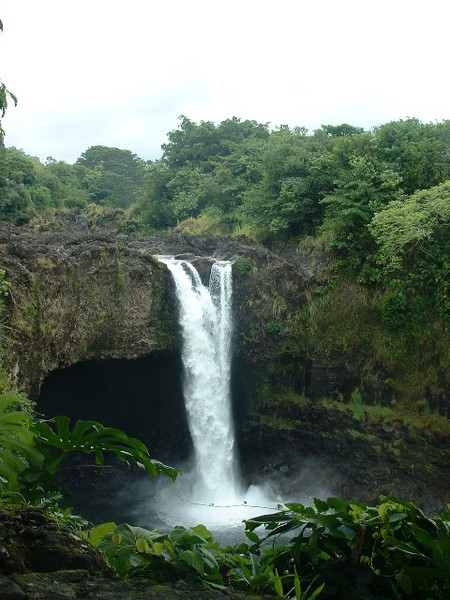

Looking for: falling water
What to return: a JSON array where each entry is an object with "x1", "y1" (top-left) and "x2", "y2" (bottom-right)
[
  {"x1": 158, "y1": 257, "x2": 239, "y2": 501},
  {"x1": 154, "y1": 256, "x2": 277, "y2": 532}
]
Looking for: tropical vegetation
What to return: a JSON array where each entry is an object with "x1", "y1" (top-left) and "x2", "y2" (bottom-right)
[
  {"x1": 0, "y1": 16, "x2": 449, "y2": 599},
  {"x1": 0, "y1": 384, "x2": 448, "y2": 598}
]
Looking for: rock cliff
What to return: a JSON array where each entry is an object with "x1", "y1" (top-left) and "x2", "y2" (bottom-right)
[
  {"x1": 0, "y1": 217, "x2": 448, "y2": 512},
  {"x1": 0, "y1": 218, "x2": 308, "y2": 396}
]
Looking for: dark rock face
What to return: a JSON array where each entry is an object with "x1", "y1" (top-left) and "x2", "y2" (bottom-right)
[
  {"x1": 0, "y1": 508, "x2": 110, "y2": 577},
  {"x1": 37, "y1": 355, "x2": 192, "y2": 463},
  {"x1": 0, "y1": 221, "x2": 309, "y2": 397},
  {"x1": 1, "y1": 226, "x2": 176, "y2": 396},
  {"x1": 239, "y1": 402, "x2": 450, "y2": 515}
]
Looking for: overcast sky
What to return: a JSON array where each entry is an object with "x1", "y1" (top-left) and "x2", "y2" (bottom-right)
[{"x1": 1, "y1": 0, "x2": 449, "y2": 164}]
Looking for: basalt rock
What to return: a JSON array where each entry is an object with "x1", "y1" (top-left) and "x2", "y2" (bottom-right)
[
  {"x1": 0, "y1": 507, "x2": 110, "y2": 577},
  {"x1": 0, "y1": 219, "x2": 311, "y2": 397},
  {"x1": 239, "y1": 401, "x2": 450, "y2": 514}
]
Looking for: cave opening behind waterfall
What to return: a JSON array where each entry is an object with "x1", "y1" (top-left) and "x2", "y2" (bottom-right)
[
  {"x1": 36, "y1": 352, "x2": 248, "y2": 526},
  {"x1": 37, "y1": 353, "x2": 193, "y2": 465}
]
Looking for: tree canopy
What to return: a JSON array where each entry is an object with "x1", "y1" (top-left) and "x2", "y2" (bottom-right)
[
  {"x1": 76, "y1": 146, "x2": 145, "y2": 208},
  {"x1": 0, "y1": 115, "x2": 448, "y2": 320}
]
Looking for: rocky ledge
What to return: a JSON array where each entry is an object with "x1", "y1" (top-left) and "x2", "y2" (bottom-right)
[
  {"x1": 0, "y1": 219, "x2": 307, "y2": 396},
  {"x1": 0, "y1": 507, "x2": 277, "y2": 600}
]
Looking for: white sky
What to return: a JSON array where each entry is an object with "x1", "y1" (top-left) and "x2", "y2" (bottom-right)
[{"x1": 1, "y1": 0, "x2": 449, "y2": 164}]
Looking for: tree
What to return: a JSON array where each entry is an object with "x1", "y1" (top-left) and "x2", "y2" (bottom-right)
[
  {"x1": 321, "y1": 123, "x2": 365, "y2": 137},
  {"x1": 0, "y1": 148, "x2": 35, "y2": 224},
  {"x1": 42, "y1": 158, "x2": 89, "y2": 208},
  {"x1": 136, "y1": 117, "x2": 270, "y2": 231},
  {"x1": 372, "y1": 118, "x2": 450, "y2": 194},
  {"x1": 167, "y1": 164, "x2": 221, "y2": 221},
  {"x1": 320, "y1": 154, "x2": 404, "y2": 274},
  {"x1": 161, "y1": 115, "x2": 269, "y2": 173},
  {"x1": 240, "y1": 126, "x2": 330, "y2": 238},
  {"x1": 0, "y1": 20, "x2": 17, "y2": 144},
  {"x1": 370, "y1": 180, "x2": 450, "y2": 316},
  {"x1": 76, "y1": 146, "x2": 146, "y2": 208},
  {"x1": 136, "y1": 162, "x2": 175, "y2": 231}
]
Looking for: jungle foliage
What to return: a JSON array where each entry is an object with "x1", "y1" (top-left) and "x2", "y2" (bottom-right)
[
  {"x1": 1, "y1": 116, "x2": 448, "y2": 319},
  {"x1": 90, "y1": 496, "x2": 449, "y2": 599}
]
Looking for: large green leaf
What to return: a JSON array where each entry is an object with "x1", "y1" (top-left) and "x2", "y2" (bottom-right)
[
  {"x1": 32, "y1": 416, "x2": 179, "y2": 482},
  {"x1": 0, "y1": 394, "x2": 44, "y2": 492}
]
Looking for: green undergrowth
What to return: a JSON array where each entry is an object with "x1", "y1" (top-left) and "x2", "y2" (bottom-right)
[
  {"x1": 321, "y1": 393, "x2": 449, "y2": 438},
  {"x1": 305, "y1": 274, "x2": 449, "y2": 413},
  {"x1": 0, "y1": 387, "x2": 448, "y2": 598},
  {"x1": 251, "y1": 389, "x2": 449, "y2": 441},
  {"x1": 86, "y1": 497, "x2": 450, "y2": 599}
]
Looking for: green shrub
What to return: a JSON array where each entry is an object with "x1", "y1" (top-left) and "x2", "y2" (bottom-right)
[
  {"x1": 265, "y1": 321, "x2": 282, "y2": 335},
  {"x1": 235, "y1": 257, "x2": 253, "y2": 276},
  {"x1": 381, "y1": 283, "x2": 407, "y2": 329}
]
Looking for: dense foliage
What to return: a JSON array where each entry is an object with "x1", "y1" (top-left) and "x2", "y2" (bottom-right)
[
  {"x1": 1, "y1": 116, "x2": 448, "y2": 242},
  {"x1": 90, "y1": 497, "x2": 449, "y2": 599}
]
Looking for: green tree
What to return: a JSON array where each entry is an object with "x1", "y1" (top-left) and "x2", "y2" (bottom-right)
[
  {"x1": 42, "y1": 158, "x2": 89, "y2": 208},
  {"x1": 167, "y1": 164, "x2": 221, "y2": 221},
  {"x1": 161, "y1": 115, "x2": 268, "y2": 173},
  {"x1": 162, "y1": 116, "x2": 221, "y2": 171},
  {"x1": 370, "y1": 180, "x2": 450, "y2": 316},
  {"x1": 240, "y1": 126, "x2": 332, "y2": 239},
  {"x1": 320, "y1": 155, "x2": 404, "y2": 269},
  {"x1": 0, "y1": 20, "x2": 18, "y2": 144},
  {"x1": 0, "y1": 148, "x2": 35, "y2": 224},
  {"x1": 321, "y1": 123, "x2": 365, "y2": 137},
  {"x1": 137, "y1": 117, "x2": 269, "y2": 231},
  {"x1": 76, "y1": 146, "x2": 145, "y2": 208},
  {"x1": 135, "y1": 161, "x2": 175, "y2": 231},
  {"x1": 372, "y1": 118, "x2": 450, "y2": 194}
]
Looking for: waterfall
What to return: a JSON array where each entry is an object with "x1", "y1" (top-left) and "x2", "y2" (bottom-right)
[{"x1": 158, "y1": 257, "x2": 238, "y2": 502}]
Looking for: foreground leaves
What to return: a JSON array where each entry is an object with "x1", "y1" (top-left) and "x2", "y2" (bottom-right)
[
  {"x1": 0, "y1": 394, "x2": 43, "y2": 492},
  {"x1": 32, "y1": 416, "x2": 179, "y2": 479},
  {"x1": 245, "y1": 497, "x2": 449, "y2": 598},
  {"x1": 91, "y1": 497, "x2": 450, "y2": 599},
  {"x1": 19, "y1": 416, "x2": 179, "y2": 502}
]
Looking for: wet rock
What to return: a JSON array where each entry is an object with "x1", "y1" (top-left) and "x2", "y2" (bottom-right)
[
  {"x1": 6, "y1": 571, "x2": 279, "y2": 599},
  {"x1": 174, "y1": 252, "x2": 197, "y2": 261},
  {"x1": 0, "y1": 575, "x2": 25, "y2": 600},
  {"x1": 0, "y1": 508, "x2": 111, "y2": 577}
]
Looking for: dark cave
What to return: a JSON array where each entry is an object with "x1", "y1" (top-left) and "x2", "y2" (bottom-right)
[
  {"x1": 36, "y1": 352, "x2": 251, "y2": 524},
  {"x1": 37, "y1": 352, "x2": 193, "y2": 464},
  {"x1": 37, "y1": 352, "x2": 250, "y2": 466}
]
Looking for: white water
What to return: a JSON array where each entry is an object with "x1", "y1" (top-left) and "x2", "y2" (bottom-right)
[
  {"x1": 159, "y1": 257, "x2": 237, "y2": 499},
  {"x1": 157, "y1": 257, "x2": 277, "y2": 529}
]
